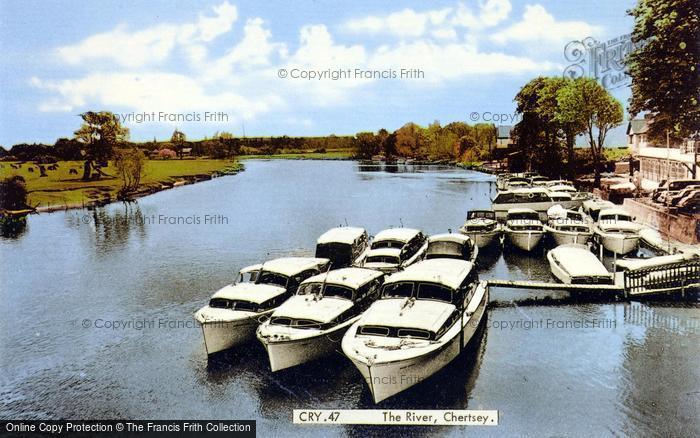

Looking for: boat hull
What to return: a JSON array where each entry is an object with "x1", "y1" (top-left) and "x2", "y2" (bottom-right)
[
  {"x1": 460, "y1": 229, "x2": 500, "y2": 248},
  {"x1": 544, "y1": 226, "x2": 593, "y2": 246},
  {"x1": 505, "y1": 230, "x2": 544, "y2": 252},
  {"x1": 594, "y1": 229, "x2": 640, "y2": 255},
  {"x1": 343, "y1": 286, "x2": 488, "y2": 403},
  {"x1": 259, "y1": 320, "x2": 354, "y2": 372},
  {"x1": 199, "y1": 316, "x2": 266, "y2": 355}
]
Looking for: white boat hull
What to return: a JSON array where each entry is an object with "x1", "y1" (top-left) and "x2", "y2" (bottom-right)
[
  {"x1": 460, "y1": 229, "x2": 500, "y2": 248},
  {"x1": 494, "y1": 200, "x2": 582, "y2": 221},
  {"x1": 199, "y1": 318, "x2": 260, "y2": 355},
  {"x1": 259, "y1": 319, "x2": 355, "y2": 372},
  {"x1": 505, "y1": 230, "x2": 544, "y2": 252},
  {"x1": 343, "y1": 286, "x2": 488, "y2": 403},
  {"x1": 544, "y1": 226, "x2": 592, "y2": 246},
  {"x1": 594, "y1": 229, "x2": 640, "y2": 255}
]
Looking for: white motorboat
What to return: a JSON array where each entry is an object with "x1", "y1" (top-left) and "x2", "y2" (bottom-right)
[
  {"x1": 425, "y1": 233, "x2": 478, "y2": 264},
  {"x1": 315, "y1": 226, "x2": 370, "y2": 268},
  {"x1": 544, "y1": 208, "x2": 593, "y2": 246},
  {"x1": 593, "y1": 208, "x2": 641, "y2": 255},
  {"x1": 492, "y1": 188, "x2": 582, "y2": 220},
  {"x1": 194, "y1": 257, "x2": 330, "y2": 355},
  {"x1": 257, "y1": 268, "x2": 384, "y2": 371},
  {"x1": 582, "y1": 198, "x2": 615, "y2": 221},
  {"x1": 362, "y1": 228, "x2": 427, "y2": 273},
  {"x1": 459, "y1": 210, "x2": 501, "y2": 248},
  {"x1": 503, "y1": 208, "x2": 545, "y2": 252},
  {"x1": 547, "y1": 244, "x2": 613, "y2": 284},
  {"x1": 342, "y1": 259, "x2": 488, "y2": 403}
]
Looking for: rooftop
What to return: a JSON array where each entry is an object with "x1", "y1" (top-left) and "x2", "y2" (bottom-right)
[{"x1": 317, "y1": 227, "x2": 366, "y2": 245}]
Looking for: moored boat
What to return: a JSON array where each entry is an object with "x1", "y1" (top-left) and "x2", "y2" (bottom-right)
[
  {"x1": 459, "y1": 210, "x2": 501, "y2": 248},
  {"x1": 503, "y1": 208, "x2": 545, "y2": 252},
  {"x1": 547, "y1": 244, "x2": 613, "y2": 284},
  {"x1": 315, "y1": 226, "x2": 370, "y2": 268},
  {"x1": 194, "y1": 257, "x2": 330, "y2": 355},
  {"x1": 593, "y1": 208, "x2": 641, "y2": 255},
  {"x1": 362, "y1": 228, "x2": 427, "y2": 273},
  {"x1": 492, "y1": 188, "x2": 582, "y2": 220},
  {"x1": 425, "y1": 233, "x2": 478, "y2": 264},
  {"x1": 544, "y1": 208, "x2": 593, "y2": 246},
  {"x1": 257, "y1": 268, "x2": 385, "y2": 371},
  {"x1": 342, "y1": 259, "x2": 488, "y2": 403}
]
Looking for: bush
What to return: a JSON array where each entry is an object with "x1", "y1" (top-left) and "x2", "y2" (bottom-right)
[
  {"x1": 157, "y1": 148, "x2": 177, "y2": 159},
  {"x1": 0, "y1": 175, "x2": 28, "y2": 210}
]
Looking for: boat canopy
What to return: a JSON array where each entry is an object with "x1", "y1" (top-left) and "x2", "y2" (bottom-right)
[
  {"x1": 257, "y1": 257, "x2": 329, "y2": 277},
  {"x1": 211, "y1": 283, "x2": 285, "y2": 304},
  {"x1": 373, "y1": 228, "x2": 421, "y2": 243},
  {"x1": 358, "y1": 298, "x2": 456, "y2": 334},
  {"x1": 383, "y1": 259, "x2": 474, "y2": 291},
  {"x1": 466, "y1": 210, "x2": 496, "y2": 220},
  {"x1": 550, "y1": 245, "x2": 610, "y2": 277},
  {"x1": 316, "y1": 227, "x2": 366, "y2": 245},
  {"x1": 300, "y1": 267, "x2": 383, "y2": 290},
  {"x1": 598, "y1": 208, "x2": 634, "y2": 223}
]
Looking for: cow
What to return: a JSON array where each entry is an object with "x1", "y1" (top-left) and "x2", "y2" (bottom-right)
[{"x1": 69, "y1": 168, "x2": 79, "y2": 175}]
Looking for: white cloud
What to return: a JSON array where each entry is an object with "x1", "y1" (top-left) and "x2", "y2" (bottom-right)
[
  {"x1": 56, "y1": 1, "x2": 238, "y2": 68},
  {"x1": 492, "y1": 4, "x2": 601, "y2": 44}
]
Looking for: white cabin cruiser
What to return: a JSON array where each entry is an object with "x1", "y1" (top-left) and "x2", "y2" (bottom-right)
[
  {"x1": 547, "y1": 244, "x2": 613, "y2": 284},
  {"x1": 425, "y1": 233, "x2": 478, "y2": 264},
  {"x1": 544, "y1": 208, "x2": 593, "y2": 246},
  {"x1": 362, "y1": 228, "x2": 427, "y2": 273},
  {"x1": 257, "y1": 268, "x2": 384, "y2": 371},
  {"x1": 582, "y1": 198, "x2": 615, "y2": 221},
  {"x1": 194, "y1": 257, "x2": 330, "y2": 355},
  {"x1": 503, "y1": 208, "x2": 545, "y2": 252},
  {"x1": 593, "y1": 208, "x2": 641, "y2": 255},
  {"x1": 459, "y1": 210, "x2": 501, "y2": 248},
  {"x1": 492, "y1": 188, "x2": 582, "y2": 220},
  {"x1": 315, "y1": 227, "x2": 370, "y2": 268},
  {"x1": 342, "y1": 259, "x2": 488, "y2": 403}
]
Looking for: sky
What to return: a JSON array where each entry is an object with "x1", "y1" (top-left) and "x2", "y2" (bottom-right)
[{"x1": 0, "y1": 0, "x2": 638, "y2": 147}]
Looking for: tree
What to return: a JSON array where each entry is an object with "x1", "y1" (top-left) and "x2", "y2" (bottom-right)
[
  {"x1": 74, "y1": 111, "x2": 129, "y2": 180},
  {"x1": 354, "y1": 132, "x2": 380, "y2": 159},
  {"x1": 394, "y1": 123, "x2": 426, "y2": 157},
  {"x1": 514, "y1": 77, "x2": 556, "y2": 171},
  {"x1": 557, "y1": 78, "x2": 624, "y2": 186},
  {"x1": 171, "y1": 129, "x2": 186, "y2": 159},
  {"x1": 113, "y1": 148, "x2": 146, "y2": 198},
  {"x1": 0, "y1": 175, "x2": 28, "y2": 210},
  {"x1": 626, "y1": 0, "x2": 700, "y2": 141}
]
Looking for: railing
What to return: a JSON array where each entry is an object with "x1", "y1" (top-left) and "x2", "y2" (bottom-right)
[
  {"x1": 681, "y1": 141, "x2": 699, "y2": 155},
  {"x1": 623, "y1": 259, "x2": 700, "y2": 296}
]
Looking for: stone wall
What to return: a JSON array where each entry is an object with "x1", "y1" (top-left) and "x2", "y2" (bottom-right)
[{"x1": 622, "y1": 198, "x2": 700, "y2": 245}]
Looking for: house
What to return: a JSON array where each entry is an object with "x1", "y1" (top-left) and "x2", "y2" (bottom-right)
[
  {"x1": 496, "y1": 125, "x2": 515, "y2": 149},
  {"x1": 626, "y1": 117, "x2": 698, "y2": 185},
  {"x1": 181, "y1": 147, "x2": 193, "y2": 157}
]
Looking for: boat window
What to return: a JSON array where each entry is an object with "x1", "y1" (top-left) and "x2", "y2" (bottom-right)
[
  {"x1": 297, "y1": 282, "x2": 322, "y2": 296},
  {"x1": 382, "y1": 282, "x2": 414, "y2": 299},
  {"x1": 371, "y1": 239, "x2": 405, "y2": 249},
  {"x1": 467, "y1": 211, "x2": 495, "y2": 220},
  {"x1": 209, "y1": 298, "x2": 230, "y2": 309},
  {"x1": 366, "y1": 255, "x2": 400, "y2": 265},
  {"x1": 256, "y1": 271, "x2": 288, "y2": 287},
  {"x1": 508, "y1": 212, "x2": 539, "y2": 221},
  {"x1": 315, "y1": 243, "x2": 353, "y2": 268},
  {"x1": 397, "y1": 329, "x2": 431, "y2": 340},
  {"x1": 258, "y1": 295, "x2": 286, "y2": 311},
  {"x1": 359, "y1": 325, "x2": 390, "y2": 336},
  {"x1": 417, "y1": 283, "x2": 453, "y2": 302},
  {"x1": 238, "y1": 271, "x2": 258, "y2": 283},
  {"x1": 426, "y1": 241, "x2": 466, "y2": 260},
  {"x1": 230, "y1": 300, "x2": 258, "y2": 312},
  {"x1": 324, "y1": 284, "x2": 354, "y2": 300},
  {"x1": 293, "y1": 319, "x2": 322, "y2": 329},
  {"x1": 270, "y1": 317, "x2": 292, "y2": 326}
]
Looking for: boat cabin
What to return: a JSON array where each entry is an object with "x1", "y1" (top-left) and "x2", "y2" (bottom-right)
[
  {"x1": 493, "y1": 188, "x2": 552, "y2": 205},
  {"x1": 425, "y1": 233, "x2": 477, "y2": 263},
  {"x1": 315, "y1": 227, "x2": 369, "y2": 268},
  {"x1": 507, "y1": 208, "x2": 541, "y2": 222},
  {"x1": 598, "y1": 208, "x2": 635, "y2": 224}
]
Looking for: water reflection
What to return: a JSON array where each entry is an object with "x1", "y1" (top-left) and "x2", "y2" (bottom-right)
[
  {"x1": 0, "y1": 217, "x2": 28, "y2": 238},
  {"x1": 69, "y1": 202, "x2": 148, "y2": 254}
]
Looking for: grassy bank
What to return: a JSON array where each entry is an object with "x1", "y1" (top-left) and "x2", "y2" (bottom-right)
[{"x1": 1, "y1": 159, "x2": 241, "y2": 209}]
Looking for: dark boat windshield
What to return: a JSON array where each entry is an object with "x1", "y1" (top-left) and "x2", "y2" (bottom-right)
[{"x1": 315, "y1": 242, "x2": 353, "y2": 268}]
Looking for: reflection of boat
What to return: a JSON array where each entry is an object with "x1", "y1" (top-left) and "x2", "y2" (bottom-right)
[
  {"x1": 194, "y1": 257, "x2": 330, "y2": 354},
  {"x1": 315, "y1": 227, "x2": 370, "y2": 268},
  {"x1": 503, "y1": 208, "x2": 545, "y2": 252},
  {"x1": 544, "y1": 208, "x2": 593, "y2": 246},
  {"x1": 492, "y1": 188, "x2": 582, "y2": 220},
  {"x1": 342, "y1": 259, "x2": 487, "y2": 403},
  {"x1": 362, "y1": 228, "x2": 427, "y2": 273},
  {"x1": 593, "y1": 208, "x2": 641, "y2": 255},
  {"x1": 425, "y1": 233, "x2": 478, "y2": 264},
  {"x1": 459, "y1": 210, "x2": 501, "y2": 248},
  {"x1": 547, "y1": 244, "x2": 613, "y2": 284},
  {"x1": 257, "y1": 268, "x2": 384, "y2": 371}
]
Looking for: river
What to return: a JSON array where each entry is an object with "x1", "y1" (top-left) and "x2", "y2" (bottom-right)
[{"x1": 1, "y1": 160, "x2": 698, "y2": 436}]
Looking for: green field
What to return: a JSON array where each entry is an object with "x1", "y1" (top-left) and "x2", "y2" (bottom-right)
[{"x1": 1, "y1": 159, "x2": 241, "y2": 209}]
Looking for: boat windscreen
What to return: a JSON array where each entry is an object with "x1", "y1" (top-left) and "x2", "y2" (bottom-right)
[
  {"x1": 382, "y1": 282, "x2": 413, "y2": 299},
  {"x1": 297, "y1": 282, "x2": 322, "y2": 295},
  {"x1": 323, "y1": 284, "x2": 354, "y2": 300},
  {"x1": 416, "y1": 283, "x2": 453, "y2": 302},
  {"x1": 315, "y1": 243, "x2": 353, "y2": 267},
  {"x1": 467, "y1": 211, "x2": 496, "y2": 220},
  {"x1": 508, "y1": 212, "x2": 540, "y2": 221},
  {"x1": 371, "y1": 239, "x2": 405, "y2": 249},
  {"x1": 426, "y1": 241, "x2": 466, "y2": 259},
  {"x1": 209, "y1": 298, "x2": 258, "y2": 312},
  {"x1": 366, "y1": 255, "x2": 399, "y2": 265},
  {"x1": 256, "y1": 271, "x2": 288, "y2": 287}
]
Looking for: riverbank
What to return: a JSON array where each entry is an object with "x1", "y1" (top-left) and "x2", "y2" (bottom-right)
[{"x1": 1, "y1": 159, "x2": 243, "y2": 212}]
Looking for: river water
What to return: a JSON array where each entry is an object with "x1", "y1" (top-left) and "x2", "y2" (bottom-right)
[{"x1": 1, "y1": 160, "x2": 698, "y2": 436}]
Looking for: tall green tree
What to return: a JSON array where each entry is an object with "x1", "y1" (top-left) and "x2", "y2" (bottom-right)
[
  {"x1": 626, "y1": 0, "x2": 700, "y2": 141},
  {"x1": 557, "y1": 78, "x2": 624, "y2": 186},
  {"x1": 171, "y1": 129, "x2": 187, "y2": 159},
  {"x1": 74, "y1": 111, "x2": 129, "y2": 180}
]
